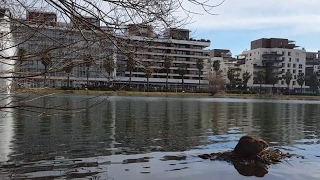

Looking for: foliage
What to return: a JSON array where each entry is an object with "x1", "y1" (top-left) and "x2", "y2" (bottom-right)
[
  {"x1": 178, "y1": 63, "x2": 188, "y2": 91},
  {"x1": 283, "y1": 71, "x2": 292, "y2": 87},
  {"x1": 297, "y1": 72, "x2": 305, "y2": 92},
  {"x1": 308, "y1": 73, "x2": 320, "y2": 95},
  {"x1": 103, "y1": 56, "x2": 116, "y2": 75},
  {"x1": 227, "y1": 68, "x2": 236, "y2": 85},
  {"x1": 270, "y1": 71, "x2": 279, "y2": 87},
  {"x1": 196, "y1": 59, "x2": 204, "y2": 90},
  {"x1": 213, "y1": 60, "x2": 220, "y2": 74},
  {"x1": 163, "y1": 56, "x2": 173, "y2": 91},
  {"x1": 63, "y1": 59, "x2": 74, "y2": 74}
]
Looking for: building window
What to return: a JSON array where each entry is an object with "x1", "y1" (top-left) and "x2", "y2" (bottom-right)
[
  {"x1": 293, "y1": 69, "x2": 296, "y2": 74},
  {"x1": 293, "y1": 81, "x2": 296, "y2": 85},
  {"x1": 293, "y1": 64, "x2": 296, "y2": 68},
  {"x1": 282, "y1": 57, "x2": 285, "y2": 61},
  {"x1": 288, "y1": 52, "x2": 291, "y2": 56},
  {"x1": 299, "y1": 64, "x2": 302, "y2": 69},
  {"x1": 287, "y1": 63, "x2": 290, "y2": 68},
  {"x1": 289, "y1": 58, "x2": 292, "y2": 62},
  {"x1": 294, "y1": 75, "x2": 296, "y2": 79},
  {"x1": 282, "y1": 69, "x2": 285, "y2": 73},
  {"x1": 296, "y1": 58, "x2": 299, "y2": 62},
  {"x1": 282, "y1": 63, "x2": 285, "y2": 67},
  {"x1": 295, "y1": 52, "x2": 300, "y2": 56},
  {"x1": 281, "y1": 81, "x2": 284, "y2": 85},
  {"x1": 299, "y1": 70, "x2": 302, "y2": 73}
]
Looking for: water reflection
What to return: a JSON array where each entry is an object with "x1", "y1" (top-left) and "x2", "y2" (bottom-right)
[
  {"x1": 0, "y1": 96, "x2": 14, "y2": 162},
  {"x1": 0, "y1": 95, "x2": 320, "y2": 179}
]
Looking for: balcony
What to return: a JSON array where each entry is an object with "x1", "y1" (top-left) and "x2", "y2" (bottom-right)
[
  {"x1": 262, "y1": 57, "x2": 284, "y2": 63},
  {"x1": 262, "y1": 51, "x2": 283, "y2": 57},
  {"x1": 306, "y1": 60, "x2": 320, "y2": 65}
]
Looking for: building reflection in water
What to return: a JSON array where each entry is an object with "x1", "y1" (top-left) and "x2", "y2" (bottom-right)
[
  {"x1": 0, "y1": 96, "x2": 14, "y2": 162},
  {"x1": 2, "y1": 96, "x2": 320, "y2": 163}
]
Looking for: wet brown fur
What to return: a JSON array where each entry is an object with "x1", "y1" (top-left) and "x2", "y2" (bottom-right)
[{"x1": 234, "y1": 135, "x2": 269, "y2": 156}]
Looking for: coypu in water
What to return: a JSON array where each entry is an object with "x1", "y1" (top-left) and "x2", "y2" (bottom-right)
[{"x1": 233, "y1": 135, "x2": 269, "y2": 156}]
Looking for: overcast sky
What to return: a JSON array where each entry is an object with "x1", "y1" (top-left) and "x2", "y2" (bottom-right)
[{"x1": 181, "y1": 0, "x2": 320, "y2": 54}]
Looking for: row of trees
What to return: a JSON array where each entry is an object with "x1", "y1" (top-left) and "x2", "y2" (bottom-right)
[
  {"x1": 18, "y1": 47, "x2": 210, "y2": 91},
  {"x1": 207, "y1": 59, "x2": 320, "y2": 95}
]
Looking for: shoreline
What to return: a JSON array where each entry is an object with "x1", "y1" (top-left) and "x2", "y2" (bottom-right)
[{"x1": 13, "y1": 89, "x2": 320, "y2": 100}]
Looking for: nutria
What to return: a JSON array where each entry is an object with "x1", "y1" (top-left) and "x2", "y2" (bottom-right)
[{"x1": 233, "y1": 135, "x2": 268, "y2": 156}]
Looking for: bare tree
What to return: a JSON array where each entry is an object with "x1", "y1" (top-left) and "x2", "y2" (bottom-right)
[
  {"x1": 207, "y1": 71, "x2": 225, "y2": 95},
  {"x1": 0, "y1": 0, "x2": 224, "y2": 115}
]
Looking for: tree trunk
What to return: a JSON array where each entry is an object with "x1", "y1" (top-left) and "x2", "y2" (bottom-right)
[
  {"x1": 198, "y1": 72, "x2": 201, "y2": 91},
  {"x1": 67, "y1": 73, "x2": 70, "y2": 88},
  {"x1": 44, "y1": 66, "x2": 47, "y2": 87},
  {"x1": 86, "y1": 67, "x2": 89, "y2": 87},
  {"x1": 259, "y1": 83, "x2": 262, "y2": 92},
  {"x1": 129, "y1": 70, "x2": 132, "y2": 88},
  {"x1": 166, "y1": 71, "x2": 169, "y2": 92},
  {"x1": 147, "y1": 77, "x2": 149, "y2": 92},
  {"x1": 182, "y1": 75, "x2": 184, "y2": 91}
]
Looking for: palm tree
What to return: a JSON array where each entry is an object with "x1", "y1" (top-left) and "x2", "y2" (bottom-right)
[
  {"x1": 163, "y1": 56, "x2": 173, "y2": 91},
  {"x1": 103, "y1": 56, "x2": 116, "y2": 79},
  {"x1": 63, "y1": 59, "x2": 74, "y2": 88},
  {"x1": 297, "y1": 72, "x2": 305, "y2": 93},
  {"x1": 40, "y1": 52, "x2": 52, "y2": 87},
  {"x1": 143, "y1": 62, "x2": 153, "y2": 91},
  {"x1": 213, "y1": 60, "x2": 220, "y2": 77},
  {"x1": 196, "y1": 59, "x2": 204, "y2": 91},
  {"x1": 84, "y1": 54, "x2": 93, "y2": 87},
  {"x1": 178, "y1": 63, "x2": 187, "y2": 91},
  {"x1": 242, "y1": 71, "x2": 251, "y2": 90},
  {"x1": 270, "y1": 71, "x2": 279, "y2": 94},
  {"x1": 283, "y1": 71, "x2": 292, "y2": 94},
  {"x1": 227, "y1": 68, "x2": 236, "y2": 90},
  {"x1": 257, "y1": 70, "x2": 266, "y2": 92},
  {"x1": 126, "y1": 52, "x2": 136, "y2": 88}
]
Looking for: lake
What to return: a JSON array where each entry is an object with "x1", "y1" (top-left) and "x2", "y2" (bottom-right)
[{"x1": 0, "y1": 94, "x2": 320, "y2": 179}]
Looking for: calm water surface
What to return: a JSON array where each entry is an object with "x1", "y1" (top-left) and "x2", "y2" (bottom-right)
[{"x1": 0, "y1": 94, "x2": 320, "y2": 179}]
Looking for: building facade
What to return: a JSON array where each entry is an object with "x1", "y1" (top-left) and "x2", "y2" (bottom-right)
[
  {"x1": 115, "y1": 24, "x2": 211, "y2": 91},
  {"x1": 240, "y1": 38, "x2": 308, "y2": 91},
  {"x1": 1, "y1": 9, "x2": 211, "y2": 90}
]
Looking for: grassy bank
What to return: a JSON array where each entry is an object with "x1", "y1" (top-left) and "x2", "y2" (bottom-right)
[{"x1": 13, "y1": 88, "x2": 320, "y2": 100}]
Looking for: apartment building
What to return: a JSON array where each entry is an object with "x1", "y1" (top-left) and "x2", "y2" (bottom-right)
[
  {"x1": 1, "y1": 9, "x2": 115, "y2": 89},
  {"x1": 115, "y1": 24, "x2": 211, "y2": 90},
  {"x1": 0, "y1": 9, "x2": 211, "y2": 90},
  {"x1": 240, "y1": 38, "x2": 307, "y2": 91}
]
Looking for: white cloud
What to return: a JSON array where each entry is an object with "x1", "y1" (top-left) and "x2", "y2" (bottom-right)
[{"x1": 177, "y1": 0, "x2": 320, "y2": 34}]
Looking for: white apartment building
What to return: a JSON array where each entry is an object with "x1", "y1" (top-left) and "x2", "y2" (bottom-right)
[
  {"x1": 1, "y1": 9, "x2": 211, "y2": 90},
  {"x1": 115, "y1": 24, "x2": 211, "y2": 90},
  {"x1": 239, "y1": 38, "x2": 308, "y2": 91}
]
